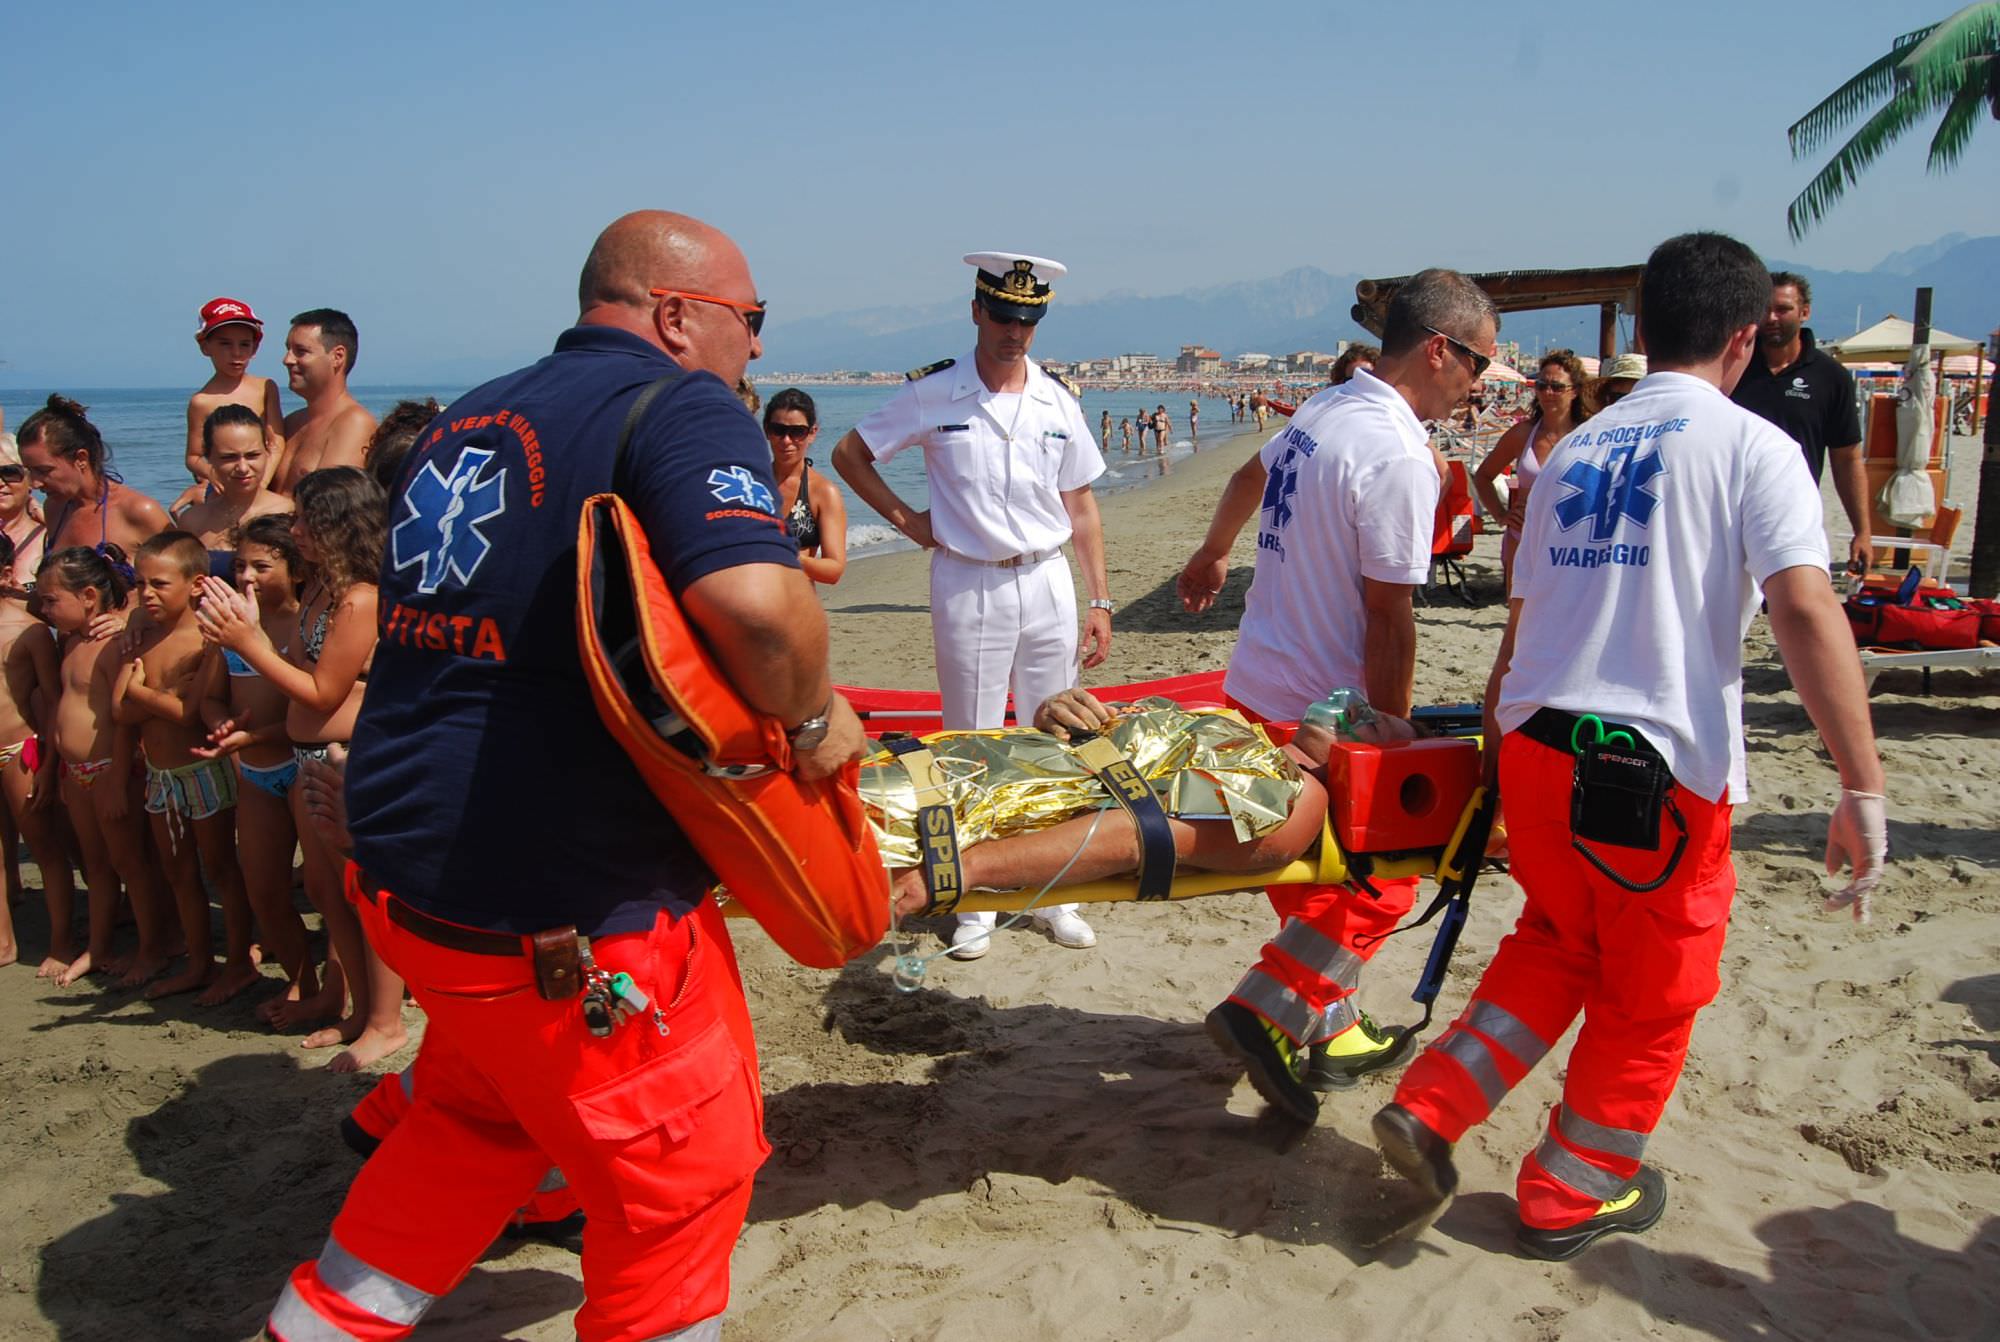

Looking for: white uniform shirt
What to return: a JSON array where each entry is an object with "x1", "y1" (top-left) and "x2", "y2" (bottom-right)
[
  {"x1": 1223, "y1": 369, "x2": 1441, "y2": 721},
  {"x1": 1499, "y1": 371, "x2": 1829, "y2": 803},
  {"x1": 855, "y1": 355, "x2": 1105, "y2": 561}
]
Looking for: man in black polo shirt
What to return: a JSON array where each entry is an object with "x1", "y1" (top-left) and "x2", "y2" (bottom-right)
[{"x1": 1730, "y1": 271, "x2": 1870, "y2": 570}]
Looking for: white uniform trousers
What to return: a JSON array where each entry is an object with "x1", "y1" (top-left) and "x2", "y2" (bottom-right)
[{"x1": 931, "y1": 547, "x2": 1080, "y2": 929}]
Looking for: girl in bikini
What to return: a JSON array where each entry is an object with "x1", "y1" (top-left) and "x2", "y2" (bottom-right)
[
  {"x1": 0, "y1": 532, "x2": 75, "y2": 975},
  {"x1": 0, "y1": 444, "x2": 50, "y2": 914},
  {"x1": 43, "y1": 546, "x2": 174, "y2": 987},
  {"x1": 172, "y1": 404, "x2": 291, "y2": 580},
  {"x1": 197, "y1": 512, "x2": 315, "y2": 1023},
  {"x1": 198, "y1": 468, "x2": 402, "y2": 1070},
  {"x1": 1473, "y1": 349, "x2": 1589, "y2": 597}
]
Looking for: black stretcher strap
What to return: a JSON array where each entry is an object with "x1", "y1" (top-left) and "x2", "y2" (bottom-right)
[
  {"x1": 1067, "y1": 732, "x2": 1177, "y2": 901},
  {"x1": 884, "y1": 737, "x2": 964, "y2": 914}
]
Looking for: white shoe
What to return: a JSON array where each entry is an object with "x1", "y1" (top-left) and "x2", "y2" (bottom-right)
[
  {"x1": 1041, "y1": 910, "x2": 1097, "y2": 950},
  {"x1": 947, "y1": 922, "x2": 991, "y2": 961}
]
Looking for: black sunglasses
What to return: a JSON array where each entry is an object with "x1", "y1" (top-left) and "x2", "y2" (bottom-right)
[
  {"x1": 0, "y1": 465, "x2": 25, "y2": 484},
  {"x1": 1425, "y1": 326, "x2": 1491, "y2": 378},
  {"x1": 765, "y1": 422, "x2": 813, "y2": 440},
  {"x1": 1534, "y1": 378, "x2": 1575, "y2": 392}
]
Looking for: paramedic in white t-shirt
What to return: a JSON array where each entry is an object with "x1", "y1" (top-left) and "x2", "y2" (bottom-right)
[
  {"x1": 1375, "y1": 231, "x2": 1887, "y2": 1262},
  {"x1": 832, "y1": 252, "x2": 1111, "y2": 962},
  {"x1": 1177, "y1": 268, "x2": 1500, "y2": 1124}
]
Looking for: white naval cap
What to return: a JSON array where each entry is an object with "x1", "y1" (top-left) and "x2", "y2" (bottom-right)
[{"x1": 965, "y1": 252, "x2": 1066, "y2": 322}]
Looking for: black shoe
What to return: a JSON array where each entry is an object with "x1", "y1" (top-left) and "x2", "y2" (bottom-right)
[
  {"x1": 1205, "y1": 1001, "x2": 1319, "y2": 1124},
  {"x1": 1515, "y1": 1165, "x2": 1667, "y2": 1261},
  {"x1": 1306, "y1": 1011, "x2": 1417, "y2": 1091},
  {"x1": 503, "y1": 1209, "x2": 587, "y2": 1252},
  {"x1": 1371, "y1": 1102, "x2": 1458, "y2": 1203}
]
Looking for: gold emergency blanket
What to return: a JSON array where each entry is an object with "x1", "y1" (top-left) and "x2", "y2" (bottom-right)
[{"x1": 861, "y1": 698, "x2": 1303, "y2": 869}]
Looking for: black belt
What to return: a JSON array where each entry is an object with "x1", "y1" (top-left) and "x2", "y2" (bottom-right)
[{"x1": 1518, "y1": 706, "x2": 1663, "y2": 761}]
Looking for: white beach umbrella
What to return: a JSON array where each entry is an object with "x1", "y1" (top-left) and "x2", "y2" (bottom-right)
[{"x1": 1882, "y1": 341, "x2": 1937, "y2": 529}]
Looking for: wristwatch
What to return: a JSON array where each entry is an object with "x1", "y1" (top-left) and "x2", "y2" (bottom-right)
[
  {"x1": 1088, "y1": 598, "x2": 1115, "y2": 614},
  {"x1": 787, "y1": 697, "x2": 833, "y2": 752}
]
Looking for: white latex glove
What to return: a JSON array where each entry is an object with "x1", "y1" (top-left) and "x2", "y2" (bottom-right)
[{"x1": 1823, "y1": 790, "x2": 1887, "y2": 923}]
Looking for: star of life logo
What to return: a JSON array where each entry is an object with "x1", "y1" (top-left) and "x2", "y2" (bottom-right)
[
  {"x1": 391, "y1": 447, "x2": 509, "y2": 594},
  {"x1": 708, "y1": 466, "x2": 775, "y2": 514},
  {"x1": 1255, "y1": 425, "x2": 1317, "y2": 561},
  {"x1": 1552, "y1": 443, "x2": 1664, "y2": 542}
]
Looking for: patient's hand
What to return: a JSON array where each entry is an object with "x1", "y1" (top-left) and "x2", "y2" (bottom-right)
[
  {"x1": 1034, "y1": 688, "x2": 1117, "y2": 741},
  {"x1": 891, "y1": 867, "x2": 932, "y2": 917}
]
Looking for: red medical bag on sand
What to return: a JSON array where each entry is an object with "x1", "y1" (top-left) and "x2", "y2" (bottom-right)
[
  {"x1": 1844, "y1": 582, "x2": 1986, "y2": 651},
  {"x1": 576, "y1": 492, "x2": 889, "y2": 969}
]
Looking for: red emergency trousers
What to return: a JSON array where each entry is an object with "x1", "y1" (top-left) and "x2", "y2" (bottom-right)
[
  {"x1": 269, "y1": 866, "x2": 769, "y2": 1342},
  {"x1": 1223, "y1": 697, "x2": 1420, "y2": 1045},
  {"x1": 349, "y1": 1052, "x2": 583, "y2": 1227},
  {"x1": 1392, "y1": 730, "x2": 1735, "y2": 1228}
]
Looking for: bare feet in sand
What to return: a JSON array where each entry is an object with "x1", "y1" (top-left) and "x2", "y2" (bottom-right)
[
  {"x1": 55, "y1": 951, "x2": 95, "y2": 986},
  {"x1": 255, "y1": 978, "x2": 305, "y2": 1024},
  {"x1": 145, "y1": 960, "x2": 218, "y2": 1000},
  {"x1": 195, "y1": 960, "x2": 263, "y2": 1006},
  {"x1": 36, "y1": 954, "x2": 70, "y2": 980},
  {"x1": 116, "y1": 953, "x2": 170, "y2": 990},
  {"x1": 0, "y1": 943, "x2": 16, "y2": 969},
  {"x1": 317, "y1": 1021, "x2": 410, "y2": 1073},
  {"x1": 268, "y1": 981, "x2": 343, "y2": 1032}
]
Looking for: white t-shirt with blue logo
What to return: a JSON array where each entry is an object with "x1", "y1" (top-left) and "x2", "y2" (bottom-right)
[
  {"x1": 1223, "y1": 369, "x2": 1440, "y2": 721},
  {"x1": 1498, "y1": 371, "x2": 1829, "y2": 803}
]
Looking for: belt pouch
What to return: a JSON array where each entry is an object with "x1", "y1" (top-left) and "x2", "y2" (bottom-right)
[
  {"x1": 1570, "y1": 741, "x2": 1668, "y2": 850},
  {"x1": 532, "y1": 926, "x2": 583, "y2": 1000}
]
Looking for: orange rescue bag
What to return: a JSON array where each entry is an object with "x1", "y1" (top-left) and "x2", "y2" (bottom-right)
[{"x1": 575, "y1": 490, "x2": 889, "y2": 968}]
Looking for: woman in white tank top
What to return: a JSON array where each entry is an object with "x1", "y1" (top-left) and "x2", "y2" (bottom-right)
[{"x1": 1473, "y1": 349, "x2": 1589, "y2": 595}]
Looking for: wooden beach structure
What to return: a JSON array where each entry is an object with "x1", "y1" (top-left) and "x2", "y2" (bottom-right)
[{"x1": 1352, "y1": 265, "x2": 1645, "y2": 360}]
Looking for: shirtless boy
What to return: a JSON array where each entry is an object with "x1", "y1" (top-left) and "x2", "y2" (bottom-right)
[
  {"x1": 113, "y1": 531, "x2": 254, "y2": 1001},
  {"x1": 175, "y1": 405, "x2": 291, "y2": 577},
  {"x1": 275, "y1": 309, "x2": 376, "y2": 495},
  {"x1": 178, "y1": 298, "x2": 286, "y2": 511}
]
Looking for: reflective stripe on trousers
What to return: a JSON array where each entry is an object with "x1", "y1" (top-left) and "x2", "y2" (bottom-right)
[
  {"x1": 1429, "y1": 998, "x2": 1554, "y2": 1111},
  {"x1": 268, "y1": 1235, "x2": 437, "y2": 1341},
  {"x1": 1529, "y1": 1103, "x2": 1651, "y2": 1204},
  {"x1": 1230, "y1": 966, "x2": 1322, "y2": 1044},
  {"x1": 1272, "y1": 918, "x2": 1363, "y2": 989}
]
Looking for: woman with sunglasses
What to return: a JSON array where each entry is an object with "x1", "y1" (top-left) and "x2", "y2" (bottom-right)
[
  {"x1": 764, "y1": 388, "x2": 847, "y2": 585},
  {"x1": 0, "y1": 441, "x2": 47, "y2": 605},
  {"x1": 1473, "y1": 349, "x2": 1589, "y2": 596}
]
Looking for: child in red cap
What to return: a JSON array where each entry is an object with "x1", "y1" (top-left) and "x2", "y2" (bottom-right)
[{"x1": 178, "y1": 298, "x2": 285, "y2": 513}]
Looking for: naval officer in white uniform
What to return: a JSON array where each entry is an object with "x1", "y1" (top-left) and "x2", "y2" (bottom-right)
[{"x1": 833, "y1": 252, "x2": 1113, "y2": 960}]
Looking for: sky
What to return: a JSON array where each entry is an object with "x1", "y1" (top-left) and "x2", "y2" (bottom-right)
[{"x1": 3, "y1": 0, "x2": 1994, "y2": 385}]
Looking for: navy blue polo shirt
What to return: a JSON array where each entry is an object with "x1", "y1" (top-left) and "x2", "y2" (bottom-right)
[
  {"x1": 1730, "y1": 327, "x2": 1862, "y2": 483},
  {"x1": 347, "y1": 325, "x2": 800, "y2": 935}
]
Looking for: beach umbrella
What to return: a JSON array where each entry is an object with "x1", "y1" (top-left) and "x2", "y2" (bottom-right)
[
  {"x1": 1882, "y1": 336, "x2": 1937, "y2": 529},
  {"x1": 1480, "y1": 361, "x2": 1527, "y2": 384}
]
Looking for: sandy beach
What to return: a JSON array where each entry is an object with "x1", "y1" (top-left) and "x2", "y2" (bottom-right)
[{"x1": 2, "y1": 420, "x2": 1996, "y2": 1340}]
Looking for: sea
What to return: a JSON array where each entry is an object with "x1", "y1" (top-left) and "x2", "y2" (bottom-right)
[{"x1": 0, "y1": 384, "x2": 1258, "y2": 558}]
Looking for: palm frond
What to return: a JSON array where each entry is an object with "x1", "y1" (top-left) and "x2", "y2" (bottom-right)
[
  {"x1": 1789, "y1": 24, "x2": 1940, "y2": 156},
  {"x1": 1788, "y1": 85, "x2": 1956, "y2": 239},
  {"x1": 1902, "y1": 3, "x2": 2000, "y2": 101},
  {"x1": 1928, "y1": 64, "x2": 1992, "y2": 169}
]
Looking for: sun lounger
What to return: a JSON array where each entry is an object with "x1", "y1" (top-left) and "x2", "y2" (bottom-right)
[{"x1": 1858, "y1": 644, "x2": 2000, "y2": 692}]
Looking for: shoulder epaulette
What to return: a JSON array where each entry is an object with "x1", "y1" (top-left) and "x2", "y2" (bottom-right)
[
  {"x1": 1047, "y1": 370, "x2": 1082, "y2": 400},
  {"x1": 906, "y1": 358, "x2": 955, "y2": 381}
]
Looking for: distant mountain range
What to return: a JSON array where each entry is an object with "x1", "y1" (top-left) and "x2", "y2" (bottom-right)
[{"x1": 761, "y1": 234, "x2": 2000, "y2": 372}]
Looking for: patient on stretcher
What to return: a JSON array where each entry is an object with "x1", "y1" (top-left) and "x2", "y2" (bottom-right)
[{"x1": 870, "y1": 689, "x2": 1417, "y2": 916}]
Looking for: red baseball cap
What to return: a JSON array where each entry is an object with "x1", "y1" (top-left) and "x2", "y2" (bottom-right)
[{"x1": 197, "y1": 297, "x2": 264, "y2": 339}]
